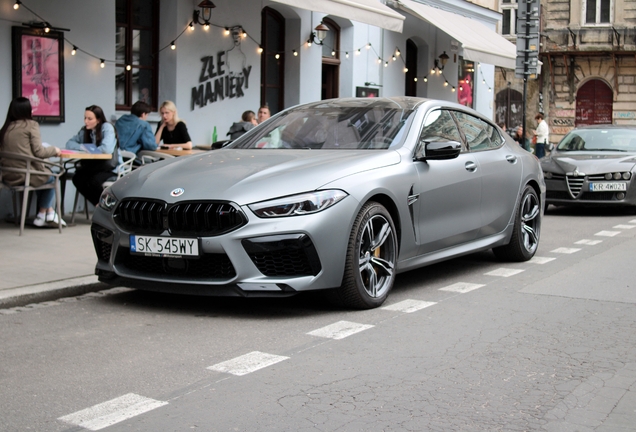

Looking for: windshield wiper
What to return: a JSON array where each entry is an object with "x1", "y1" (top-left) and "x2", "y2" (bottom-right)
[{"x1": 585, "y1": 148, "x2": 627, "y2": 152}]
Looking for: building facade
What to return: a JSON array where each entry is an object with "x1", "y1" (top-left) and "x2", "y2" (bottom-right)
[
  {"x1": 495, "y1": 0, "x2": 636, "y2": 143},
  {"x1": 0, "y1": 0, "x2": 513, "y2": 218}
]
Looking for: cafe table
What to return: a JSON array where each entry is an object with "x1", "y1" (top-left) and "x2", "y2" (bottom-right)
[{"x1": 58, "y1": 150, "x2": 113, "y2": 215}]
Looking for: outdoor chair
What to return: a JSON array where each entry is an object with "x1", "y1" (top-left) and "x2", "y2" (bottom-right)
[
  {"x1": 0, "y1": 151, "x2": 65, "y2": 236},
  {"x1": 70, "y1": 150, "x2": 137, "y2": 224},
  {"x1": 137, "y1": 150, "x2": 175, "y2": 164}
]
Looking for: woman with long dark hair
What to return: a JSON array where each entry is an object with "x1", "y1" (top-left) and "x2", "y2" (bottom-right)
[
  {"x1": 0, "y1": 97, "x2": 65, "y2": 227},
  {"x1": 66, "y1": 104, "x2": 121, "y2": 206}
]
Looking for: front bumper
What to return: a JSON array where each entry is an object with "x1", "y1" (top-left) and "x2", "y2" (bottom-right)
[{"x1": 90, "y1": 197, "x2": 359, "y2": 295}]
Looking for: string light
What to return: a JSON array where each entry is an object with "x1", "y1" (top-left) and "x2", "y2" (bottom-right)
[
  {"x1": 257, "y1": 46, "x2": 263, "y2": 53},
  {"x1": 13, "y1": 0, "x2": 21, "y2": 10},
  {"x1": 377, "y1": 57, "x2": 382, "y2": 64},
  {"x1": 293, "y1": 50, "x2": 297, "y2": 56},
  {"x1": 366, "y1": 43, "x2": 371, "y2": 49},
  {"x1": 356, "y1": 49, "x2": 361, "y2": 55},
  {"x1": 242, "y1": 30, "x2": 247, "y2": 38},
  {"x1": 100, "y1": 59, "x2": 105, "y2": 68},
  {"x1": 189, "y1": 22, "x2": 195, "y2": 31},
  {"x1": 384, "y1": 61, "x2": 388, "y2": 67},
  {"x1": 307, "y1": 39, "x2": 312, "y2": 47},
  {"x1": 392, "y1": 55, "x2": 396, "y2": 61},
  {"x1": 331, "y1": 50, "x2": 336, "y2": 56},
  {"x1": 451, "y1": 87, "x2": 456, "y2": 92},
  {"x1": 444, "y1": 81, "x2": 448, "y2": 87},
  {"x1": 395, "y1": 49, "x2": 401, "y2": 57},
  {"x1": 275, "y1": 53, "x2": 280, "y2": 59},
  {"x1": 126, "y1": 64, "x2": 131, "y2": 70},
  {"x1": 414, "y1": 77, "x2": 418, "y2": 82},
  {"x1": 71, "y1": 46, "x2": 77, "y2": 55},
  {"x1": 403, "y1": 67, "x2": 408, "y2": 73},
  {"x1": 170, "y1": 41, "x2": 176, "y2": 50},
  {"x1": 224, "y1": 27, "x2": 230, "y2": 35},
  {"x1": 345, "y1": 52, "x2": 349, "y2": 58},
  {"x1": 203, "y1": 22, "x2": 210, "y2": 30}
]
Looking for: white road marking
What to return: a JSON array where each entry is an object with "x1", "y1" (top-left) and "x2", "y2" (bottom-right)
[
  {"x1": 307, "y1": 320, "x2": 374, "y2": 340},
  {"x1": 613, "y1": 224, "x2": 635, "y2": 229},
  {"x1": 484, "y1": 268, "x2": 525, "y2": 277},
  {"x1": 595, "y1": 230, "x2": 620, "y2": 237},
  {"x1": 529, "y1": 256, "x2": 556, "y2": 264},
  {"x1": 551, "y1": 247, "x2": 581, "y2": 254},
  {"x1": 207, "y1": 351, "x2": 289, "y2": 376},
  {"x1": 575, "y1": 239, "x2": 603, "y2": 245},
  {"x1": 58, "y1": 393, "x2": 168, "y2": 431},
  {"x1": 382, "y1": 299, "x2": 437, "y2": 313},
  {"x1": 439, "y1": 282, "x2": 485, "y2": 294}
]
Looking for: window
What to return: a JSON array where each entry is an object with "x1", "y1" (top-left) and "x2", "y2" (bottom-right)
[
  {"x1": 261, "y1": 7, "x2": 285, "y2": 114},
  {"x1": 115, "y1": 0, "x2": 159, "y2": 111},
  {"x1": 585, "y1": 0, "x2": 611, "y2": 24},
  {"x1": 500, "y1": 0, "x2": 517, "y2": 36},
  {"x1": 418, "y1": 110, "x2": 463, "y2": 145},
  {"x1": 453, "y1": 112, "x2": 502, "y2": 151}
]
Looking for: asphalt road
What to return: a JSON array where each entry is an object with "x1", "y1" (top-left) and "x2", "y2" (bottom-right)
[{"x1": 2, "y1": 206, "x2": 636, "y2": 431}]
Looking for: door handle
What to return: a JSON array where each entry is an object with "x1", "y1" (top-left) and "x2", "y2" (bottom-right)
[
  {"x1": 465, "y1": 161, "x2": 477, "y2": 172},
  {"x1": 506, "y1": 155, "x2": 517, "y2": 163}
]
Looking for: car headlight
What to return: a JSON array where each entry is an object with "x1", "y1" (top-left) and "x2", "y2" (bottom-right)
[
  {"x1": 99, "y1": 188, "x2": 118, "y2": 211},
  {"x1": 249, "y1": 190, "x2": 348, "y2": 218}
]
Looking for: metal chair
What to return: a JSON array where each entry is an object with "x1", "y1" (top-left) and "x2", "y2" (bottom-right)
[
  {"x1": 137, "y1": 150, "x2": 175, "y2": 164},
  {"x1": 0, "y1": 151, "x2": 65, "y2": 235},
  {"x1": 70, "y1": 150, "x2": 137, "y2": 224}
]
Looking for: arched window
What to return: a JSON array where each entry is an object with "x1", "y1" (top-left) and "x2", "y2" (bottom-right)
[
  {"x1": 576, "y1": 79, "x2": 613, "y2": 125},
  {"x1": 321, "y1": 18, "x2": 340, "y2": 100},
  {"x1": 261, "y1": 7, "x2": 285, "y2": 114},
  {"x1": 405, "y1": 39, "x2": 418, "y2": 97},
  {"x1": 495, "y1": 87, "x2": 523, "y2": 130}
]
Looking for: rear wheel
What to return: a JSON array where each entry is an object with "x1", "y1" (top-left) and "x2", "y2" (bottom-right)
[
  {"x1": 493, "y1": 185, "x2": 541, "y2": 262},
  {"x1": 328, "y1": 202, "x2": 397, "y2": 309}
]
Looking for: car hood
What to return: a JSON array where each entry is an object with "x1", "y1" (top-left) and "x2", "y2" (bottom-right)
[
  {"x1": 112, "y1": 149, "x2": 401, "y2": 204},
  {"x1": 541, "y1": 151, "x2": 636, "y2": 174}
]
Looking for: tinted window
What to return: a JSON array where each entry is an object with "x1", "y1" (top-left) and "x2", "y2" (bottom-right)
[
  {"x1": 453, "y1": 112, "x2": 501, "y2": 151},
  {"x1": 418, "y1": 110, "x2": 463, "y2": 144}
]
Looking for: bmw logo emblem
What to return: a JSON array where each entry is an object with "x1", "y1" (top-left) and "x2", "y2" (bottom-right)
[{"x1": 171, "y1": 188, "x2": 184, "y2": 197}]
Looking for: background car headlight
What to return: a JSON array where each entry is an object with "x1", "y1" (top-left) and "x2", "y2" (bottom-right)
[
  {"x1": 249, "y1": 190, "x2": 348, "y2": 218},
  {"x1": 99, "y1": 188, "x2": 118, "y2": 211}
]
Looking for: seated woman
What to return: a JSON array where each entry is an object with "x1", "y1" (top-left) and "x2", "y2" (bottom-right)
[
  {"x1": 227, "y1": 110, "x2": 257, "y2": 140},
  {"x1": 155, "y1": 101, "x2": 192, "y2": 150},
  {"x1": 66, "y1": 105, "x2": 122, "y2": 207},
  {"x1": 0, "y1": 97, "x2": 66, "y2": 227}
]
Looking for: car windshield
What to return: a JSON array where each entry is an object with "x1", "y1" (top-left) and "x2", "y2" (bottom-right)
[
  {"x1": 556, "y1": 128, "x2": 636, "y2": 152},
  {"x1": 229, "y1": 101, "x2": 414, "y2": 150}
]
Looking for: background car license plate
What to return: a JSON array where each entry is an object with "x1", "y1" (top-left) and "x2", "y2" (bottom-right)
[
  {"x1": 130, "y1": 235, "x2": 199, "y2": 257},
  {"x1": 589, "y1": 182, "x2": 627, "y2": 192}
]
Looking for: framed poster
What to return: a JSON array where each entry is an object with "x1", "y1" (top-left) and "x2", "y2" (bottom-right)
[{"x1": 12, "y1": 26, "x2": 65, "y2": 123}]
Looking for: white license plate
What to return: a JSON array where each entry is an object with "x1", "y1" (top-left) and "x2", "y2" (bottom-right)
[
  {"x1": 130, "y1": 235, "x2": 199, "y2": 257},
  {"x1": 589, "y1": 182, "x2": 627, "y2": 192}
]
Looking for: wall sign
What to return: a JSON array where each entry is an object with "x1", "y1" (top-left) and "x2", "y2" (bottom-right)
[{"x1": 191, "y1": 29, "x2": 252, "y2": 111}]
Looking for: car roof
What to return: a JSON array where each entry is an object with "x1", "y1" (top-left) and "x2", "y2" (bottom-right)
[{"x1": 568, "y1": 124, "x2": 636, "y2": 131}]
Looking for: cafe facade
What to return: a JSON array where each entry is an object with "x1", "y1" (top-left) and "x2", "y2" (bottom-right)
[{"x1": 0, "y1": 0, "x2": 515, "y2": 217}]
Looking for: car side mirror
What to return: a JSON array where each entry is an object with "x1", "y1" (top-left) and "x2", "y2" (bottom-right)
[{"x1": 415, "y1": 140, "x2": 462, "y2": 161}]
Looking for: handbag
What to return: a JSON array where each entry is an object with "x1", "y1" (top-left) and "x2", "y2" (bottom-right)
[{"x1": 531, "y1": 135, "x2": 537, "y2": 145}]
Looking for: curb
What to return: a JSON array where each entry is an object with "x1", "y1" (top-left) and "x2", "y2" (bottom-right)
[{"x1": 0, "y1": 276, "x2": 111, "y2": 309}]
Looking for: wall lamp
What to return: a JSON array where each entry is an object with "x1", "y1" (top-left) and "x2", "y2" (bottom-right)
[
  {"x1": 434, "y1": 51, "x2": 449, "y2": 71},
  {"x1": 192, "y1": 0, "x2": 216, "y2": 28},
  {"x1": 308, "y1": 22, "x2": 330, "y2": 46}
]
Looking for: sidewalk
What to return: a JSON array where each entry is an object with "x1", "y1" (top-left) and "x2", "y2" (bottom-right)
[{"x1": 0, "y1": 215, "x2": 109, "y2": 308}]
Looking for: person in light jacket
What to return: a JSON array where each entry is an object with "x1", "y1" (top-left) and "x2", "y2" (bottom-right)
[
  {"x1": 0, "y1": 97, "x2": 65, "y2": 226},
  {"x1": 66, "y1": 105, "x2": 122, "y2": 206},
  {"x1": 533, "y1": 112, "x2": 549, "y2": 159}
]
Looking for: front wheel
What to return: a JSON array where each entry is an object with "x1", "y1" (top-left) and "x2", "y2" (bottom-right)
[
  {"x1": 493, "y1": 185, "x2": 541, "y2": 262},
  {"x1": 328, "y1": 202, "x2": 398, "y2": 309}
]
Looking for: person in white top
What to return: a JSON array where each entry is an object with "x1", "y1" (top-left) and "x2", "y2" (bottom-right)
[{"x1": 533, "y1": 112, "x2": 549, "y2": 159}]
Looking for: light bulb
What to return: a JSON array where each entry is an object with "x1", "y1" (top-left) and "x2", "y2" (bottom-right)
[
  {"x1": 366, "y1": 43, "x2": 371, "y2": 49},
  {"x1": 71, "y1": 46, "x2": 77, "y2": 55},
  {"x1": 13, "y1": 1, "x2": 21, "y2": 10},
  {"x1": 293, "y1": 50, "x2": 297, "y2": 56},
  {"x1": 224, "y1": 27, "x2": 230, "y2": 36},
  {"x1": 431, "y1": 68, "x2": 436, "y2": 74},
  {"x1": 126, "y1": 64, "x2": 131, "y2": 71},
  {"x1": 345, "y1": 52, "x2": 349, "y2": 58},
  {"x1": 275, "y1": 53, "x2": 280, "y2": 59},
  {"x1": 384, "y1": 61, "x2": 388, "y2": 67},
  {"x1": 403, "y1": 67, "x2": 408, "y2": 73},
  {"x1": 100, "y1": 59, "x2": 105, "y2": 68},
  {"x1": 170, "y1": 41, "x2": 176, "y2": 50},
  {"x1": 444, "y1": 81, "x2": 448, "y2": 87},
  {"x1": 424, "y1": 77, "x2": 428, "y2": 82},
  {"x1": 257, "y1": 46, "x2": 263, "y2": 53},
  {"x1": 189, "y1": 22, "x2": 195, "y2": 31},
  {"x1": 331, "y1": 50, "x2": 335, "y2": 56},
  {"x1": 356, "y1": 49, "x2": 360, "y2": 55},
  {"x1": 414, "y1": 77, "x2": 418, "y2": 82}
]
